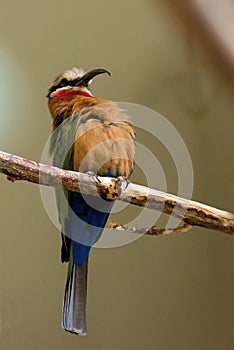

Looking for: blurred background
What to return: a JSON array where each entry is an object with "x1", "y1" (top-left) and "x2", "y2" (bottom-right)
[{"x1": 0, "y1": 0, "x2": 233, "y2": 349}]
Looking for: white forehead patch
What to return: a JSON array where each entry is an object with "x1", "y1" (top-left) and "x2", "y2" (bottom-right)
[{"x1": 53, "y1": 67, "x2": 85, "y2": 85}]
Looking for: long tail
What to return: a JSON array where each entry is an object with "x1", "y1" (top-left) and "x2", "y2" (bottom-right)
[
  {"x1": 62, "y1": 261, "x2": 88, "y2": 335},
  {"x1": 61, "y1": 192, "x2": 113, "y2": 335}
]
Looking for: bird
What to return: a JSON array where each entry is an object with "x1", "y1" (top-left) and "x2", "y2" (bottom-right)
[{"x1": 47, "y1": 67, "x2": 135, "y2": 335}]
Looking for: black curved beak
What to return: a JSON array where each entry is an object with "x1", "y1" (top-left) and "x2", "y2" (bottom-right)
[{"x1": 74, "y1": 68, "x2": 111, "y2": 87}]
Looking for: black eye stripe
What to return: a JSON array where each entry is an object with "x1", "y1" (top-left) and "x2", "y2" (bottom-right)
[
  {"x1": 59, "y1": 78, "x2": 70, "y2": 87},
  {"x1": 59, "y1": 79, "x2": 79, "y2": 88},
  {"x1": 47, "y1": 77, "x2": 83, "y2": 98}
]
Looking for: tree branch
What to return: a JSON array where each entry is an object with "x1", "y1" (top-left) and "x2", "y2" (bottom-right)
[
  {"x1": 108, "y1": 222, "x2": 192, "y2": 236},
  {"x1": 0, "y1": 150, "x2": 233, "y2": 235}
]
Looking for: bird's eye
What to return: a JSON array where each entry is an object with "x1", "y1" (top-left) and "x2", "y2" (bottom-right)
[{"x1": 59, "y1": 78, "x2": 69, "y2": 87}]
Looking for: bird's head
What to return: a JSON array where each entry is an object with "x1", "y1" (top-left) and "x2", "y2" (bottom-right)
[{"x1": 47, "y1": 67, "x2": 111, "y2": 98}]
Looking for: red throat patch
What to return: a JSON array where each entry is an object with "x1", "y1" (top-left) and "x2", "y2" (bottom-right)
[{"x1": 51, "y1": 89, "x2": 94, "y2": 99}]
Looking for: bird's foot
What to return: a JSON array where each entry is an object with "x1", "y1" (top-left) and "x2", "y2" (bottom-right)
[
  {"x1": 117, "y1": 176, "x2": 130, "y2": 190},
  {"x1": 86, "y1": 171, "x2": 101, "y2": 183}
]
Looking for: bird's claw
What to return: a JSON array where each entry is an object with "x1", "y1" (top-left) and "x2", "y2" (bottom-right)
[
  {"x1": 117, "y1": 176, "x2": 130, "y2": 190},
  {"x1": 86, "y1": 171, "x2": 101, "y2": 183}
]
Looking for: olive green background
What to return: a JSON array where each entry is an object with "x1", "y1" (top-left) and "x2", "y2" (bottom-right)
[{"x1": 0, "y1": 1, "x2": 233, "y2": 349}]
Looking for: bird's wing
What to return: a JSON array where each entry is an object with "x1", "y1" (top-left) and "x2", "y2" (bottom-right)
[
  {"x1": 74, "y1": 102, "x2": 135, "y2": 177},
  {"x1": 50, "y1": 114, "x2": 78, "y2": 262},
  {"x1": 50, "y1": 101, "x2": 135, "y2": 264}
]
